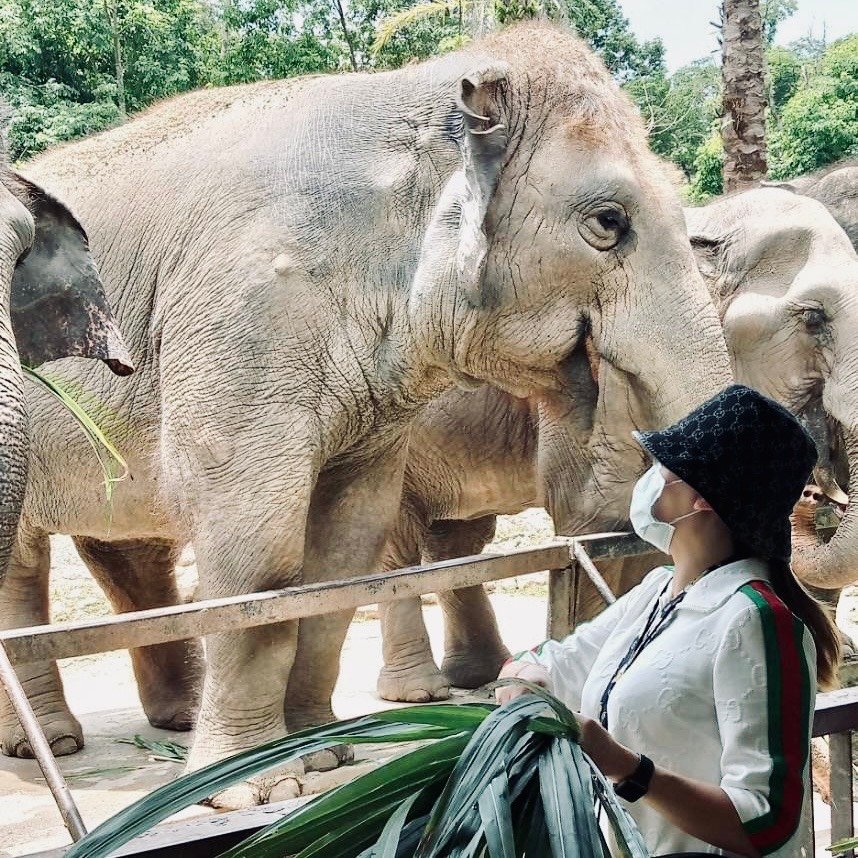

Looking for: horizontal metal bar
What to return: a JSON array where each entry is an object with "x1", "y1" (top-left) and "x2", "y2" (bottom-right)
[
  {"x1": 563, "y1": 531, "x2": 656, "y2": 560},
  {"x1": 813, "y1": 685, "x2": 858, "y2": 737},
  {"x1": 1, "y1": 543, "x2": 574, "y2": 665}
]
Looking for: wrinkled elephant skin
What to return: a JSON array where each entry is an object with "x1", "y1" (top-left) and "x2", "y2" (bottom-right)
[
  {"x1": 380, "y1": 185, "x2": 858, "y2": 702},
  {"x1": 8, "y1": 24, "x2": 730, "y2": 807}
]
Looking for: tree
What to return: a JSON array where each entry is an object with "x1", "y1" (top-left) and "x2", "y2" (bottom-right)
[
  {"x1": 760, "y1": 0, "x2": 796, "y2": 46},
  {"x1": 721, "y1": 0, "x2": 767, "y2": 192},
  {"x1": 371, "y1": 0, "x2": 665, "y2": 80},
  {"x1": 768, "y1": 35, "x2": 858, "y2": 179},
  {"x1": 625, "y1": 58, "x2": 721, "y2": 178}
]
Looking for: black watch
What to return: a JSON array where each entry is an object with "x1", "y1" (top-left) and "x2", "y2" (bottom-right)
[{"x1": 613, "y1": 753, "x2": 655, "y2": 802}]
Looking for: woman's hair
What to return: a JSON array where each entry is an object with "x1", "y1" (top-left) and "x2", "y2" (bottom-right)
[{"x1": 766, "y1": 556, "x2": 842, "y2": 690}]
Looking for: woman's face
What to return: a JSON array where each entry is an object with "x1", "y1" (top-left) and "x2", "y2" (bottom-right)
[{"x1": 652, "y1": 465, "x2": 700, "y2": 524}]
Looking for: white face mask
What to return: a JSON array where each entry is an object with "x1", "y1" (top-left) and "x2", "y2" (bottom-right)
[{"x1": 629, "y1": 464, "x2": 701, "y2": 554}]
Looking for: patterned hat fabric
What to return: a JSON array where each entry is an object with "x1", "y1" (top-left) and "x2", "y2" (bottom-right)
[{"x1": 633, "y1": 384, "x2": 818, "y2": 561}]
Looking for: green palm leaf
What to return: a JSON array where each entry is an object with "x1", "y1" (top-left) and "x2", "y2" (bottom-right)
[
  {"x1": 68, "y1": 694, "x2": 650, "y2": 858},
  {"x1": 371, "y1": 0, "x2": 475, "y2": 54},
  {"x1": 65, "y1": 712, "x2": 458, "y2": 858}
]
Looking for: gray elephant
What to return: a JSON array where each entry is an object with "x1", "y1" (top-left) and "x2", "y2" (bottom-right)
[
  {"x1": 766, "y1": 159, "x2": 857, "y2": 248},
  {"x1": 0, "y1": 111, "x2": 132, "y2": 698},
  {"x1": 7, "y1": 23, "x2": 731, "y2": 807},
  {"x1": 378, "y1": 185, "x2": 858, "y2": 702}
]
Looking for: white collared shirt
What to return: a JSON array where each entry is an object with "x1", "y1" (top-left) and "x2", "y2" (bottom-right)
[{"x1": 513, "y1": 559, "x2": 815, "y2": 857}]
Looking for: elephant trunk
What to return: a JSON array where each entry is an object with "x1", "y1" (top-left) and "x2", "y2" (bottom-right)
[
  {"x1": 0, "y1": 237, "x2": 29, "y2": 583},
  {"x1": 792, "y1": 422, "x2": 858, "y2": 589},
  {"x1": 594, "y1": 253, "x2": 734, "y2": 434}
]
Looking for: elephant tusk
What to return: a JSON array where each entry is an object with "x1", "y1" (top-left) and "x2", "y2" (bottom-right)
[{"x1": 813, "y1": 465, "x2": 850, "y2": 507}]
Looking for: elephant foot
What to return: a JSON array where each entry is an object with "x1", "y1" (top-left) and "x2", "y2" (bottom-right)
[
  {"x1": 442, "y1": 647, "x2": 510, "y2": 690},
  {"x1": 283, "y1": 705, "x2": 354, "y2": 772},
  {"x1": 1, "y1": 712, "x2": 84, "y2": 758},
  {"x1": 302, "y1": 744, "x2": 354, "y2": 772},
  {"x1": 202, "y1": 766, "x2": 303, "y2": 810},
  {"x1": 377, "y1": 663, "x2": 451, "y2": 703},
  {"x1": 142, "y1": 691, "x2": 200, "y2": 732}
]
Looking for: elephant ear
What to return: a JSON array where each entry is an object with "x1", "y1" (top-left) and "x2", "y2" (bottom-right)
[
  {"x1": 454, "y1": 64, "x2": 509, "y2": 307},
  {"x1": 9, "y1": 174, "x2": 134, "y2": 375},
  {"x1": 684, "y1": 207, "x2": 733, "y2": 300}
]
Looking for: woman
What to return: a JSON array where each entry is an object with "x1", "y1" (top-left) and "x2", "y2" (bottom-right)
[{"x1": 496, "y1": 384, "x2": 840, "y2": 857}]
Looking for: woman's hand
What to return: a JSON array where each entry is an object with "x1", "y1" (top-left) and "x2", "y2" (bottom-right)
[
  {"x1": 575, "y1": 714, "x2": 640, "y2": 781},
  {"x1": 494, "y1": 660, "x2": 551, "y2": 704}
]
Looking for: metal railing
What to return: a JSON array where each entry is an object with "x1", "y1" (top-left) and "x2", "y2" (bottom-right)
[{"x1": 0, "y1": 531, "x2": 855, "y2": 856}]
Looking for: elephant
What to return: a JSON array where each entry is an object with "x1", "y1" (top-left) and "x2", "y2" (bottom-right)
[
  {"x1": 378, "y1": 184, "x2": 858, "y2": 702},
  {"x1": 0, "y1": 108, "x2": 133, "y2": 728},
  {"x1": 7, "y1": 23, "x2": 731, "y2": 807},
  {"x1": 0, "y1": 116, "x2": 132, "y2": 572},
  {"x1": 765, "y1": 159, "x2": 858, "y2": 248}
]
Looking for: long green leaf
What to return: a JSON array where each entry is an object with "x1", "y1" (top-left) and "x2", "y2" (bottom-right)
[
  {"x1": 588, "y1": 756, "x2": 650, "y2": 858},
  {"x1": 493, "y1": 679, "x2": 580, "y2": 741},
  {"x1": 375, "y1": 703, "x2": 495, "y2": 730},
  {"x1": 218, "y1": 732, "x2": 469, "y2": 857},
  {"x1": 366, "y1": 790, "x2": 422, "y2": 858},
  {"x1": 417, "y1": 696, "x2": 554, "y2": 857},
  {"x1": 539, "y1": 739, "x2": 584, "y2": 858},
  {"x1": 478, "y1": 772, "x2": 515, "y2": 858},
  {"x1": 66, "y1": 716, "x2": 456, "y2": 858},
  {"x1": 23, "y1": 366, "x2": 128, "y2": 502}
]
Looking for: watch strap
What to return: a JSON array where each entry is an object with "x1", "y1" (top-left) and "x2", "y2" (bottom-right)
[{"x1": 613, "y1": 753, "x2": 655, "y2": 802}]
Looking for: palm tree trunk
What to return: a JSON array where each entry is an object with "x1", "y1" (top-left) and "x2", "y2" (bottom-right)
[{"x1": 721, "y1": 0, "x2": 767, "y2": 191}]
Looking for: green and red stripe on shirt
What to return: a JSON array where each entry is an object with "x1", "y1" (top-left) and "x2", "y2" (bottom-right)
[{"x1": 738, "y1": 581, "x2": 812, "y2": 854}]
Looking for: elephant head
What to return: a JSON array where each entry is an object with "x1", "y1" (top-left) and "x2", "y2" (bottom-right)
[
  {"x1": 409, "y1": 25, "x2": 732, "y2": 526},
  {"x1": 685, "y1": 187, "x2": 858, "y2": 588},
  {"x1": 0, "y1": 139, "x2": 132, "y2": 577},
  {"x1": 765, "y1": 160, "x2": 858, "y2": 249}
]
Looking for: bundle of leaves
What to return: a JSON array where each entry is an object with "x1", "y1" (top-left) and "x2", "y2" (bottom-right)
[{"x1": 64, "y1": 684, "x2": 649, "y2": 858}]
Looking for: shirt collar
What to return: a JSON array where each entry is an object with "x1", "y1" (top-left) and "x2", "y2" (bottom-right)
[{"x1": 674, "y1": 558, "x2": 771, "y2": 612}]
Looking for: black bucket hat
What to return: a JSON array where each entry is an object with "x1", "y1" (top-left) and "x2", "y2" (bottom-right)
[{"x1": 633, "y1": 384, "x2": 818, "y2": 561}]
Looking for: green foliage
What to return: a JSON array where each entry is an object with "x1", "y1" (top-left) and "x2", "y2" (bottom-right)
[
  {"x1": 768, "y1": 35, "x2": 858, "y2": 179},
  {"x1": 686, "y1": 133, "x2": 724, "y2": 203},
  {"x1": 372, "y1": 0, "x2": 665, "y2": 80},
  {"x1": 767, "y1": 45, "x2": 802, "y2": 114},
  {"x1": 761, "y1": 0, "x2": 797, "y2": 46},
  {"x1": 625, "y1": 58, "x2": 720, "y2": 178},
  {"x1": 564, "y1": 0, "x2": 665, "y2": 81},
  {"x1": 63, "y1": 694, "x2": 648, "y2": 858}
]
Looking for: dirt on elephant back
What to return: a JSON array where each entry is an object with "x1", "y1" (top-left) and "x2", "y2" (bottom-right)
[{"x1": 0, "y1": 509, "x2": 853, "y2": 857}]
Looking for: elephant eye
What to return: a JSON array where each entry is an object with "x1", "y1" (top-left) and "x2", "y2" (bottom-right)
[
  {"x1": 579, "y1": 204, "x2": 630, "y2": 251},
  {"x1": 801, "y1": 307, "x2": 828, "y2": 335}
]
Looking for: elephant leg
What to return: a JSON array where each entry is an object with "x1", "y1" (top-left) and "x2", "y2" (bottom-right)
[
  {"x1": 377, "y1": 504, "x2": 450, "y2": 703},
  {"x1": 428, "y1": 517, "x2": 511, "y2": 689},
  {"x1": 0, "y1": 527, "x2": 82, "y2": 757},
  {"x1": 178, "y1": 438, "x2": 322, "y2": 809},
  {"x1": 72, "y1": 536, "x2": 203, "y2": 731},
  {"x1": 284, "y1": 443, "x2": 409, "y2": 739},
  {"x1": 378, "y1": 597, "x2": 450, "y2": 702}
]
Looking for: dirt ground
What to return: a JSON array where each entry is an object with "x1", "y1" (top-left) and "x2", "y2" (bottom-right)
[{"x1": 0, "y1": 510, "x2": 854, "y2": 856}]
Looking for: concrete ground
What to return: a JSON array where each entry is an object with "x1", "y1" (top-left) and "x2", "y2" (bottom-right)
[{"x1": 0, "y1": 513, "x2": 854, "y2": 856}]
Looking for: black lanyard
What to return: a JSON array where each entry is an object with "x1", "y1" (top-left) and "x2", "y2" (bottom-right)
[{"x1": 598, "y1": 555, "x2": 744, "y2": 729}]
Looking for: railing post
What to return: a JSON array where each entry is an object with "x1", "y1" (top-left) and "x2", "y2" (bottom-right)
[
  {"x1": 547, "y1": 563, "x2": 577, "y2": 640},
  {"x1": 830, "y1": 730, "x2": 854, "y2": 855}
]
